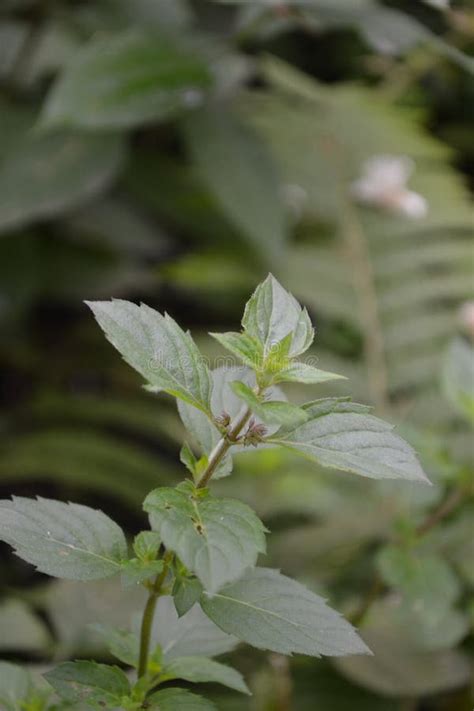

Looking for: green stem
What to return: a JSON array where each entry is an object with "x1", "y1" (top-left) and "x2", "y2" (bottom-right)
[
  {"x1": 137, "y1": 552, "x2": 173, "y2": 678},
  {"x1": 137, "y1": 405, "x2": 254, "y2": 678},
  {"x1": 138, "y1": 387, "x2": 262, "y2": 685},
  {"x1": 196, "y1": 406, "x2": 253, "y2": 489}
]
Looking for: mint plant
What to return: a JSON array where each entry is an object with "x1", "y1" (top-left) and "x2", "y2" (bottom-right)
[{"x1": 0, "y1": 275, "x2": 429, "y2": 710}]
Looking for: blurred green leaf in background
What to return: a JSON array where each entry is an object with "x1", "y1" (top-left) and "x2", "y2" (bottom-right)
[{"x1": 0, "y1": 0, "x2": 473, "y2": 709}]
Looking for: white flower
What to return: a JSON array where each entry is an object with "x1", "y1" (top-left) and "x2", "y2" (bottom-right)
[
  {"x1": 351, "y1": 155, "x2": 428, "y2": 219},
  {"x1": 459, "y1": 301, "x2": 474, "y2": 337}
]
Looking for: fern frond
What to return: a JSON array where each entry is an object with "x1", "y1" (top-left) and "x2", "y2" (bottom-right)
[{"x1": 242, "y1": 57, "x2": 473, "y2": 424}]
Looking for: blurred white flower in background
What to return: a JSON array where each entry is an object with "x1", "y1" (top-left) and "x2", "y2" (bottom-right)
[
  {"x1": 458, "y1": 301, "x2": 474, "y2": 338},
  {"x1": 421, "y1": 0, "x2": 450, "y2": 10},
  {"x1": 281, "y1": 182, "x2": 308, "y2": 220},
  {"x1": 351, "y1": 155, "x2": 428, "y2": 219}
]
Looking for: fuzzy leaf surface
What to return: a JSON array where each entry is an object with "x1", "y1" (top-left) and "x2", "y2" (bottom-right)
[
  {"x1": 178, "y1": 366, "x2": 284, "y2": 478},
  {"x1": 44, "y1": 661, "x2": 130, "y2": 705},
  {"x1": 209, "y1": 331, "x2": 263, "y2": 370},
  {"x1": 120, "y1": 558, "x2": 164, "y2": 587},
  {"x1": 231, "y1": 380, "x2": 308, "y2": 427},
  {"x1": 144, "y1": 483, "x2": 266, "y2": 592},
  {"x1": 173, "y1": 577, "x2": 204, "y2": 617},
  {"x1": 86, "y1": 300, "x2": 212, "y2": 414},
  {"x1": 0, "y1": 497, "x2": 127, "y2": 580},
  {"x1": 274, "y1": 362, "x2": 346, "y2": 385},
  {"x1": 148, "y1": 688, "x2": 217, "y2": 710},
  {"x1": 161, "y1": 656, "x2": 250, "y2": 694},
  {"x1": 150, "y1": 596, "x2": 238, "y2": 660},
  {"x1": 92, "y1": 625, "x2": 139, "y2": 667},
  {"x1": 201, "y1": 567, "x2": 370, "y2": 657},
  {"x1": 268, "y1": 400, "x2": 428, "y2": 482},
  {"x1": 242, "y1": 274, "x2": 314, "y2": 357}
]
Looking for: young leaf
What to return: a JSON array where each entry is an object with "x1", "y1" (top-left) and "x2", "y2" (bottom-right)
[
  {"x1": 180, "y1": 441, "x2": 199, "y2": 478},
  {"x1": 231, "y1": 380, "x2": 308, "y2": 427},
  {"x1": 92, "y1": 625, "x2": 139, "y2": 667},
  {"x1": 133, "y1": 530, "x2": 162, "y2": 561},
  {"x1": 144, "y1": 482, "x2": 266, "y2": 592},
  {"x1": 150, "y1": 595, "x2": 238, "y2": 660},
  {"x1": 0, "y1": 497, "x2": 127, "y2": 580},
  {"x1": 242, "y1": 274, "x2": 314, "y2": 358},
  {"x1": 173, "y1": 577, "x2": 204, "y2": 617},
  {"x1": 44, "y1": 661, "x2": 130, "y2": 706},
  {"x1": 148, "y1": 688, "x2": 217, "y2": 710},
  {"x1": 273, "y1": 361, "x2": 346, "y2": 385},
  {"x1": 209, "y1": 331, "x2": 263, "y2": 370},
  {"x1": 182, "y1": 108, "x2": 287, "y2": 262},
  {"x1": 120, "y1": 558, "x2": 164, "y2": 588},
  {"x1": 201, "y1": 567, "x2": 370, "y2": 657},
  {"x1": 268, "y1": 400, "x2": 429, "y2": 482},
  {"x1": 161, "y1": 656, "x2": 250, "y2": 694},
  {"x1": 178, "y1": 366, "x2": 285, "y2": 479},
  {"x1": 86, "y1": 300, "x2": 212, "y2": 415},
  {"x1": 42, "y1": 30, "x2": 212, "y2": 130}
]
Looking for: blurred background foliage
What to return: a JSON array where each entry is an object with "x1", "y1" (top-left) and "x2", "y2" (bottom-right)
[{"x1": 0, "y1": 0, "x2": 473, "y2": 709}]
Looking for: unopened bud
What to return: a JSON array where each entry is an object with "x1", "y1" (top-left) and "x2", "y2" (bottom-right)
[{"x1": 243, "y1": 418, "x2": 268, "y2": 447}]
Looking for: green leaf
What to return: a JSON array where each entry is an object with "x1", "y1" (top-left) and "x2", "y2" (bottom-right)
[
  {"x1": 182, "y1": 108, "x2": 287, "y2": 262},
  {"x1": 123, "y1": 525, "x2": 165, "y2": 587},
  {"x1": 365, "y1": 597, "x2": 469, "y2": 653},
  {"x1": 201, "y1": 567, "x2": 370, "y2": 657},
  {"x1": 0, "y1": 496, "x2": 127, "y2": 580},
  {"x1": 335, "y1": 626, "x2": 472, "y2": 697},
  {"x1": 133, "y1": 531, "x2": 162, "y2": 560},
  {"x1": 86, "y1": 300, "x2": 212, "y2": 414},
  {"x1": 242, "y1": 274, "x2": 314, "y2": 358},
  {"x1": 148, "y1": 688, "x2": 217, "y2": 710},
  {"x1": 0, "y1": 129, "x2": 124, "y2": 234},
  {"x1": 92, "y1": 625, "x2": 139, "y2": 667},
  {"x1": 45, "y1": 578, "x2": 146, "y2": 658},
  {"x1": 120, "y1": 558, "x2": 164, "y2": 587},
  {"x1": 268, "y1": 400, "x2": 429, "y2": 482},
  {"x1": 376, "y1": 546, "x2": 460, "y2": 614},
  {"x1": 42, "y1": 30, "x2": 212, "y2": 130},
  {"x1": 443, "y1": 337, "x2": 474, "y2": 422},
  {"x1": 144, "y1": 482, "x2": 266, "y2": 592},
  {"x1": 231, "y1": 380, "x2": 308, "y2": 427},
  {"x1": 173, "y1": 576, "x2": 203, "y2": 617},
  {"x1": 150, "y1": 595, "x2": 238, "y2": 660},
  {"x1": 274, "y1": 362, "x2": 346, "y2": 385},
  {"x1": 44, "y1": 661, "x2": 130, "y2": 706},
  {"x1": 161, "y1": 656, "x2": 250, "y2": 694},
  {"x1": 209, "y1": 331, "x2": 263, "y2": 370},
  {"x1": 0, "y1": 599, "x2": 51, "y2": 653},
  {"x1": 178, "y1": 366, "x2": 286, "y2": 479},
  {"x1": 0, "y1": 662, "x2": 33, "y2": 711},
  {"x1": 180, "y1": 441, "x2": 200, "y2": 478}
]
